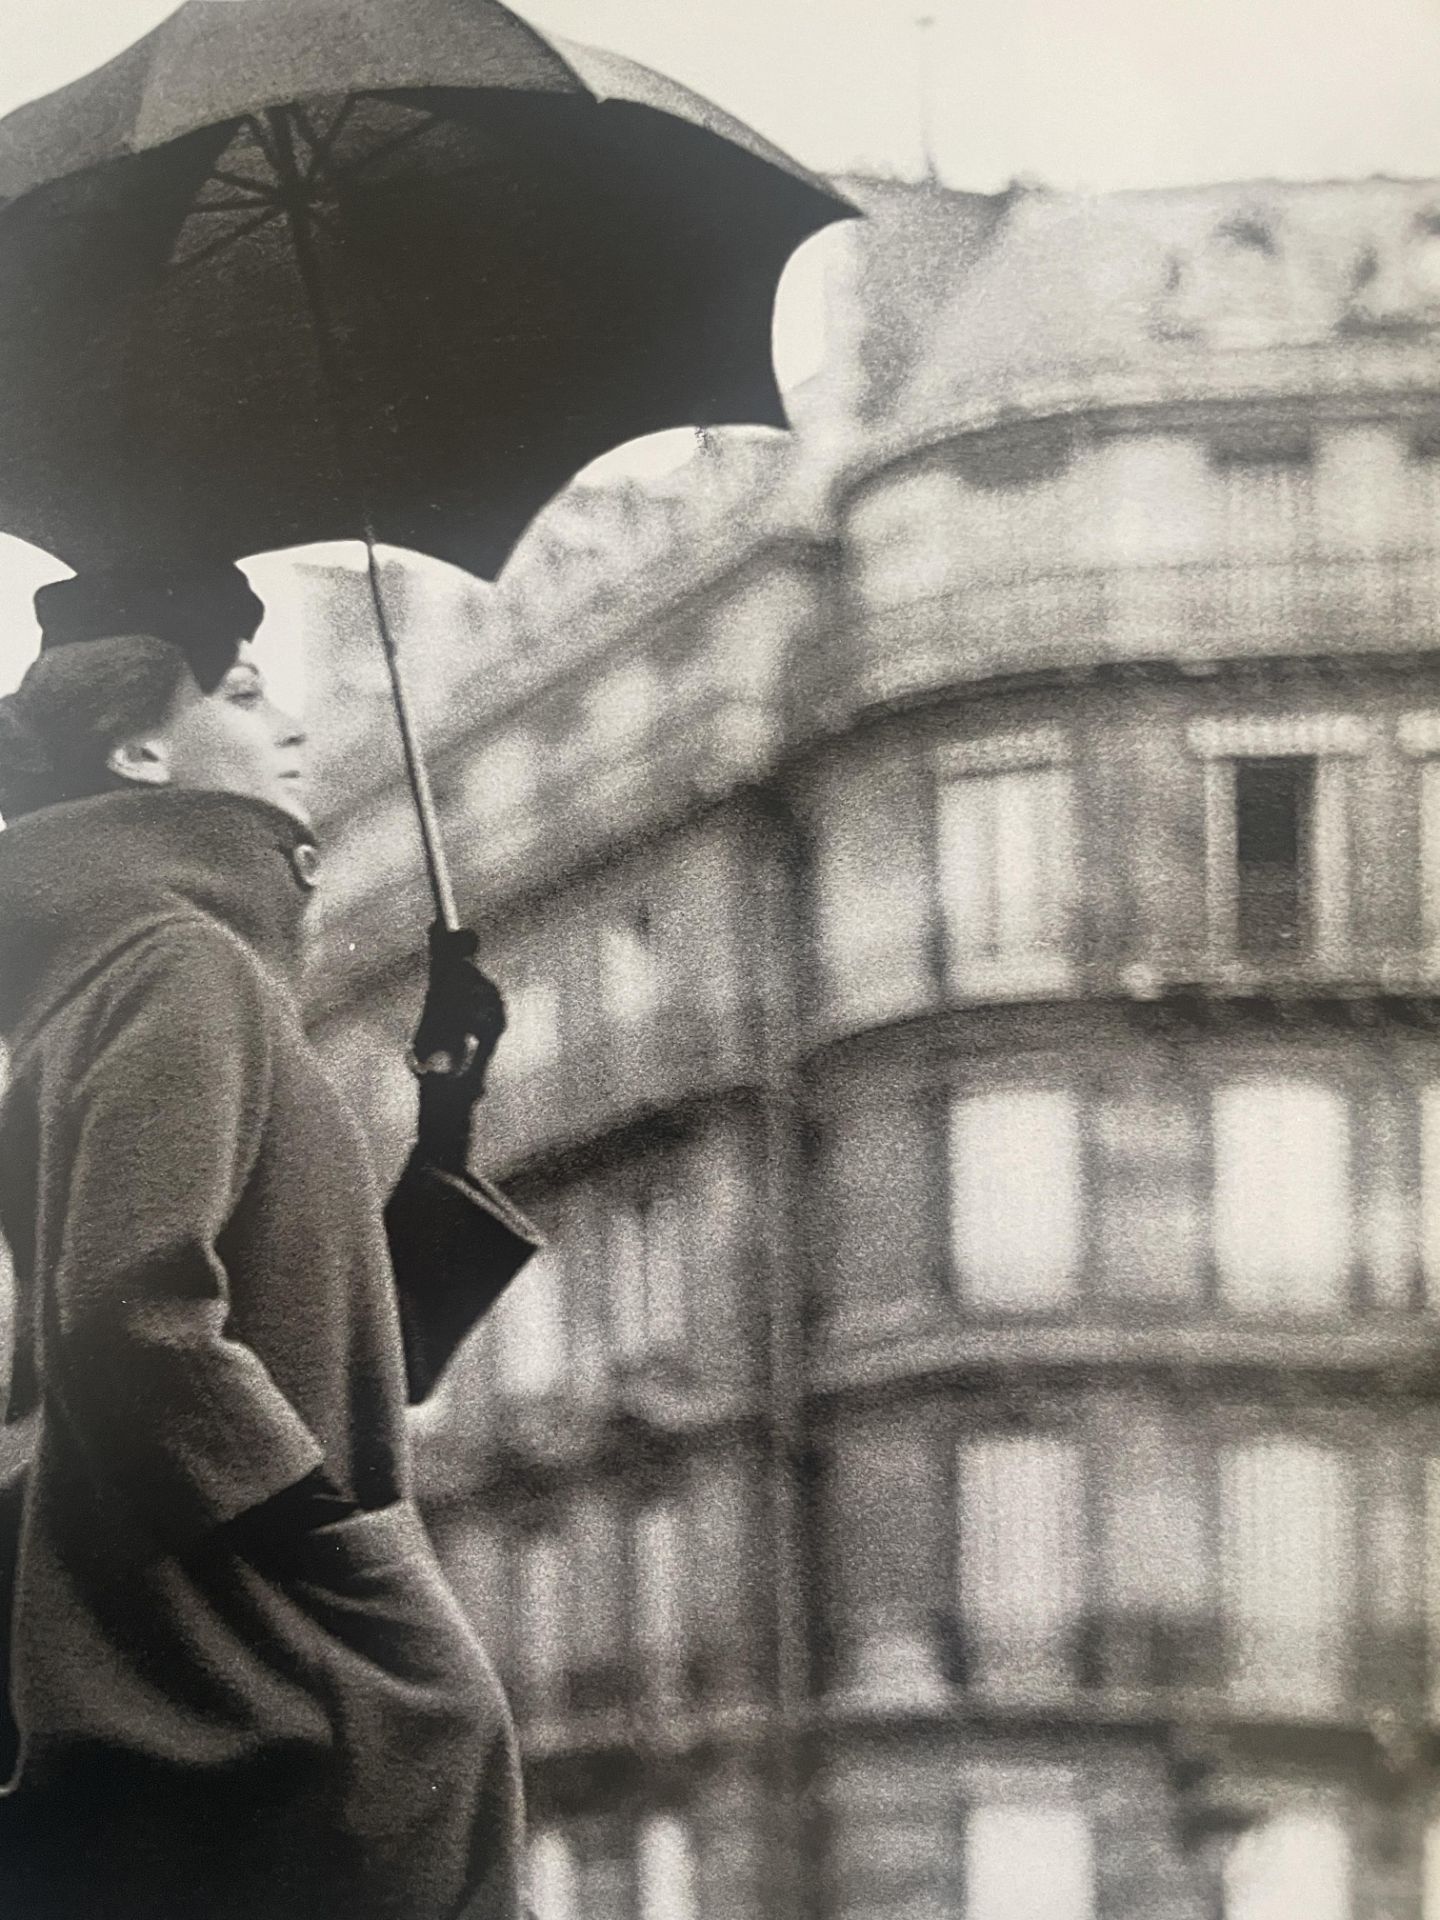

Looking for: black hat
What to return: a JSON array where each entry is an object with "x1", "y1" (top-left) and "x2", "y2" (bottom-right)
[{"x1": 33, "y1": 563, "x2": 265, "y2": 693}]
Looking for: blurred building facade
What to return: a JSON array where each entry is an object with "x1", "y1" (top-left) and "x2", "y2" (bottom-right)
[{"x1": 311, "y1": 174, "x2": 1440, "y2": 1919}]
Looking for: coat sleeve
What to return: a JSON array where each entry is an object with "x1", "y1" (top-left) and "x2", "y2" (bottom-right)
[
  {"x1": 47, "y1": 924, "x2": 324, "y2": 1544},
  {"x1": 384, "y1": 1154, "x2": 542, "y2": 1404}
]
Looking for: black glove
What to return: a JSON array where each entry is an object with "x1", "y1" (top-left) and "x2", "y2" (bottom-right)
[
  {"x1": 223, "y1": 1468, "x2": 356, "y2": 1575},
  {"x1": 410, "y1": 922, "x2": 507, "y2": 1174}
]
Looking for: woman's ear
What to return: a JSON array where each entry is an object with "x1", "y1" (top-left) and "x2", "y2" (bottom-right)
[{"x1": 105, "y1": 734, "x2": 172, "y2": 789}]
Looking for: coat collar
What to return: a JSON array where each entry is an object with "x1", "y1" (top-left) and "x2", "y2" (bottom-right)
[{"x1": 0, "y1": 788, "x2": 319, "y2": 1043}]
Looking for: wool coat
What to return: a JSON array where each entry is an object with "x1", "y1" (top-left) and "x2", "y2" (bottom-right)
[{"x1": 0, "y1": 788, "x2": 539, "y2": 1920}]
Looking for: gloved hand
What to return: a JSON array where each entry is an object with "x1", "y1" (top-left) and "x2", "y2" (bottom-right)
[
  {"x1": 410, "y1": 922, "x2": 507, "y2": 1174},
  {"x1": 223, "y1": 1467, "x2": 357, "y2": 1576}
]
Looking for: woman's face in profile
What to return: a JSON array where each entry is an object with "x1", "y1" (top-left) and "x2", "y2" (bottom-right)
[{"x1": 134, "y1": 643, "x2": 311, "y2": 827}]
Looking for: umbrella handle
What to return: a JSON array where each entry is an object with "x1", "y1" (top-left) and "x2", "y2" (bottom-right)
[{"x1": 362, "y1": 530, "x2": 460, "y2": 934}]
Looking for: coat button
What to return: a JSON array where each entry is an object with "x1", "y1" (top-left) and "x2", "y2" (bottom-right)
[{"x1": 290, "y1": 842, "x2": 322, "y2": 891}]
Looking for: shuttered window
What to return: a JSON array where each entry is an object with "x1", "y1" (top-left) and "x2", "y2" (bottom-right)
[
  {"x1": 1220, "y1": 1441, "x2": 1352, "y2": 1713},
  {"x1": 634, "y1": 1502, "x2": 685, "y2": 1697},
  {"x1": 957, "y1": 1436, "x2": 1085, "y2": 1691},
  {"x1": 937, "y1": 765, "x2": 1076, "y2": 994},
  {"x1": 610, "y1": 1183, "x2": 687, "y2": 1364}
]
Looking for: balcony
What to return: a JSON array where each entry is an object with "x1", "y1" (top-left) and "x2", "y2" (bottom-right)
[
  {"x1": 807, "y1": 552, "x2": 1440, "y2": 732},
  {"x1": 509, "y1": 1651, "x2": 770, "y2": 1765},
  {"x1": 820, "y1": 1612, "x2": 1440, "y2": 1750},
  {"x1": 808, "y1": 1314, "x2": 1440, "y2": 1400}
]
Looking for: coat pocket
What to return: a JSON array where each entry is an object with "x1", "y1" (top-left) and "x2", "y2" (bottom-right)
[{"x1": 294, "y1": 1501, "x2": 425, "y2": 1589}]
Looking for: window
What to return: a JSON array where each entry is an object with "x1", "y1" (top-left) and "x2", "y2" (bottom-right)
[
  {"x1": 1424, "y1": 1460, "x2": 1440, "y2": 1718},
  {"x1": 957, "y1": 1436, "x2": 1085, "y2": 1691},
  {"x1": 634, "y1": 1502, "x2": 685, "y2": 1697},
  {"x1": 1421, "y1": 1090, "x2": 1440, "y2": 1304},
  {"x1": 494, "y1": 1247, "x2": 566, "y2": 1397},
  {"x1": 1196, "y1": 723, "x2": 1361, "y2": 967},
  {"x1": 1219, "y1": 1441, "x2": 1353, "y2": 1713},
  {"x1": 530, "y1": 1831, "x2": 580, "y2": 1920},
  {"x1": 1212, "y1": 438, "x2": 1315, "y2": 561},
  {"x1": 1222, "y1": 1811, "x2": 1350, "y2": 1920},
  {"x1": 1233, "y1": 758, "x2": 1314, "y2": 958},
  {"x1": 610, "y1": 1182, "x2": 687, "y2": 1364},
  {"x1": 569, "y1": 1491, "x2": 628, "y2": 1709},
  {"x1": 516, "y1": 1531, "x2": 568, "y2": 1709},
  {"x1": 599, "y1": 903, "x2": 662, "y2": 1026},
  {"x1": 937, "y1": 759, "x2": 1076, "y2": 994},
  {"x1": 495, "y1": 980, "x2": 560, "y2": 1081},
  {"x1": 589, "y1": 660, "x2": 659, "y2": 752},
  {"x1": 965, "y1": 1806, "x2": 1094, "y2": 1920},
  {"x1": 949, "y1": 1091, "x2": 1082, "y2": 1311},
  {"x1": 1421, "y1": 760, "x2": 1440, "y2": 959},
  {"x1": 1212, "y1": 1083, "x2": 1350, "y2": 1314},
  {"x1": 637, "y1": 1815, "x2": 699, "y2": 1920},
  {"x1": 1424, "y1": 1813, "x2": 1440, "y2": 1920}
]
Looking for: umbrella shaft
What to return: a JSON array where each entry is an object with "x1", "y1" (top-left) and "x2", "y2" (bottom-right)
[
  {"x1": 366, "y1": 538, "x2": 460, "y2": 933},
  {"x1": 264, "y1": 107, "x2": 459, "y2": 934}
]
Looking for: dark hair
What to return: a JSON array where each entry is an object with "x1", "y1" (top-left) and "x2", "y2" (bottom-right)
[{"x1": 0, "y1": 634, "x2": 190, "y2": 821}]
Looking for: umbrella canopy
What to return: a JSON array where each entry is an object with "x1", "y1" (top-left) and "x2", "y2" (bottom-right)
[{"x1": 0, "y1": 0, "x2": 851, "y2": 579}]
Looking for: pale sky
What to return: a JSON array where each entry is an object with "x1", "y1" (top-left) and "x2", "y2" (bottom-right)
[
  {"x1": 4, "y1": 0, "x2": 1440, "y2": 691},
  {"x1": 4, "y1": 0, "x2": 1440, "y2": 190}
]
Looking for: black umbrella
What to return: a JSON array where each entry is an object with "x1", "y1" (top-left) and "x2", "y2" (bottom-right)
[{"x1": 0, "y1": 0, "x2": 851, "y2": 924}]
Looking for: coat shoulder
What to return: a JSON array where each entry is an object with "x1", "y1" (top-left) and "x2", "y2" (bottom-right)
[{"x1": 52, "y1": 912, "x2": 280, "y2": 1078}]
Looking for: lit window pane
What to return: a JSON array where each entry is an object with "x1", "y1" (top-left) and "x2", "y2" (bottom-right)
[
  {"x1": 600, "y1": 910, "x2": 661, "y2": 1025},
  {"x1": 937, "y1": 775, "x2": 996, "y2": 954},
  {"x1": 1223, "y1": 1812, "x2": 1350, "y2": 1920},
  {"x1": 517, "y1": 1533, "x2": 567, "y2": 1696},
  {"x1": 1424, "y1": 1460, "x2": 1440, "y2": 1718},
  {"x1": 495, "y1": 1248, "x2": 565, "y2": 1397},
  {"x1": 611, "y1": 1187, "x2": 687, "y2": 1363},
  {"x1": 950, "y1": 1091, "x2": 1082, "y2": 1310},
  {"x1": 643, "y1": 1192, "x2": 687, "y2": 1354},
  {"x1": 590, "y1": 661, "x2": 659, "y2": 750},
  {"x1": 1422, "y1": 764, "x2": 1440, "y2": 957},
  {"x1": 958, "y1": 1437, "x2": 1084, "y2": 1689},
  {"x1": 1220, "y1": 1442, "x2": 1352, "y2": 1712},
  {"x1": 635, "y1": 1504, "x2": 684, "y2": 1686},
  {"x1": 530, "y1": 1831, "x2": 580, "y2": 1920},
  {"x1": 1213, "y1": 1083, "x2": 1349, "y2": 1313},
  {"x1": 638, "y1": 1815, "x2": 699, "y2": 1920},
  {"x1": 966, "y1": 1806, "x2": 1094, "y2": 1920},
  {"x1": 1423, "y1": 1816, "x2": 1440, "y2": 1920},
  {"x1": 1421, "y1": 1089, "x2": 1440, "y2": 1303},
  {"x1": 495, "y1": 981, "x2": 559, "y2": 1080}
]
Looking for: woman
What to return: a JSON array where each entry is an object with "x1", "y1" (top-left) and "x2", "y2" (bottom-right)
[{"x1": 0, "y1": 564, "x2": 538, "y2": 1920}]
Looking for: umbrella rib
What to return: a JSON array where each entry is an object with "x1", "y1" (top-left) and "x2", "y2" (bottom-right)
[
  {"x1": 293, "y1": 100, "x2": 357, "y2": 186},
  {"x1": 192, "y1": 198, "x2": 275, "y2": 215},
  {"x1": 240, "y1": 113, "x2": 284, "y2": 175},
  {"x1": 341, "y1": 113, "x2": 441, "y2": 179},
  {"x1": 172, "y1": 206, "x2": 284, "y2": 271},
  {"x1": 208, "y1": 167, "x2": 278, "y2": 201}
]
